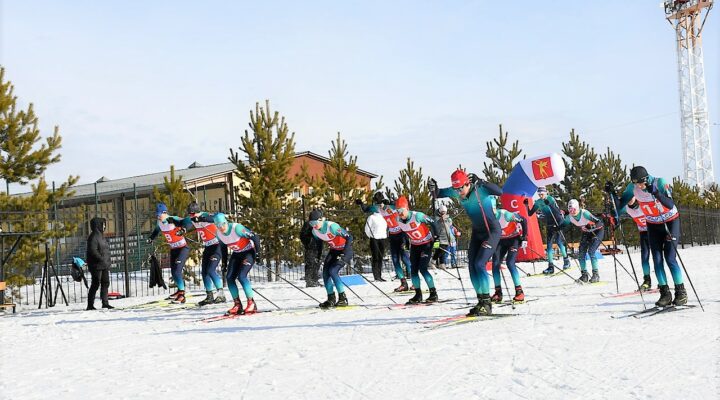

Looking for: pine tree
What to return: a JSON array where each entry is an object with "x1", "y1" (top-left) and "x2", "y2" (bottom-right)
[
  {"x1": 482, "y1": 124, "x2": 523, "y2": 186},
  {"x1": 151, "y1": 165, "x2": 199, "y2": 286},
  {"x1": 151, "y1": 165, "x2": 193, "y2": 216},
  {"x1": 671, "y1": 178, "x2": 704, "y2": 208},
  {"x1": 703, "y1": 183, "x2": 720, "y2": 209},
  {"x1": 559, "y1": 129, "x2": 598, "y2": 208},
  {"x1": 0, "y1": 67, "x2": 78, "y2": 294},
  {"x1": 392, "y1": 158, "x2": 431, "y2": 212},
  {"x1": 593, "y1": 147, "x2": 628, "y2": 211},
  {"x1": 321, "y1": 132, "x2": 368, "y2": 208},
  {"x1": 228, "y1": 100, "x2": 301, "y2": 280}
]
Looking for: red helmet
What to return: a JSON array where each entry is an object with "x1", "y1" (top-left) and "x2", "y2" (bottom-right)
[
  {"x1": 395, "y1": 195, "x2": 409, "y2": 211},
  {"x1": 451, "y1": 169, "x2": 469, "y2": 189}
]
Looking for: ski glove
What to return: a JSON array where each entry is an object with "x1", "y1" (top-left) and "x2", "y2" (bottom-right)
[
  {"x1": 427, "y1": 178, "x2": 438, "y2": 193},
  {"x1": 604, "y1": 181, "x2": 616, "y2": 195},
  {"x1": 176, "y1": 227, "x2": 186, "y2": 237},
  {"x1": 467, "y1": 173, "x2": 481, "y2": 185},
  {"x1": 523, "y1": 198, "x2": 529, "y2": 206},
  {"x1": 543, "y1": 199, "x2": 550, "y2": 205}
]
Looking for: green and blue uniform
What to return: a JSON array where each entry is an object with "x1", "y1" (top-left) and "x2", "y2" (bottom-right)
[
  {"x1": 561, "y1": 209, "x2": 604, "y2": 273},
  {"x1": 615, "y1": 176, "x2": 683, "y2": 286},
  {"x1": 437, "y1": 180, "x2": 502, "y2": 295},
  {"x1": 492, "y1": 209, "x2": 528, "y2": 288},
  {"x1": 312, "y1": 220, "x2": 353, "y2": 296},
  {"x1": 527, "y1": 196, "x2": 568, "y2": 266},
  {"x1": 396, "y1": 211, "x2": 438, "y2": 290}
]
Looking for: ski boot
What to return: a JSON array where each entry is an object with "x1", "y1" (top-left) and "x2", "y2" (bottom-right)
[
  {"x1": 655, "y1": 285, "x2": 673, "y2": 307},
  {"x1": 336, "y1": 292, "x2": 349, "y2": 307},
  {"x1": 165, "y1": 289, "x2": 181, "y2": 300},
  {"x1": 513, "y1": 286, "x2": 525, "y2": 303},
  {"x1": 405, "y1": 288, "x2": 423, "y2": 305},
  {"x1": 579, "y1": 270, "x2": 589, "y2": 283},
  {"x1": 227, "y1": 298, "x2": 245, "y2": 315},
  {"x1": 640, "y1": 275, "x2": 652, "y2": 291},
  {"x1": 214, "y1": 290, "x2": 227, "y2": 304},
  {"x1": 673, "y1": 284, "x2": 688, "y2": 306},
  {"x1": 198, "y1": 291, "x2": 215, "y2": 307},
  {"x1": 101, "y1": 303, "x2": 114, "y2": 309},
  {"x1": 467, "y1": 294, "x2": 492, "y2": 316},
  {"x1": 424, "y1": 288, "x2": 438, "y2": 304},
  {"x1": 490, "y1": 286, "x2": 503, "y2": 303},
  {"x1": 590, "y1": 271, "x2": 600, "y2": 283},
  {"x1": 562, "y1": 258, "x2": 571, "y2": 270},
  {"x1": 319, "y1": 293, "x2": 337, "y2": 309},
  {"x1": 542, "y1": 264, "x2": 555, "y2": 275},
  {"x1": 393, "y1": 278, "x2": 410, "y2": 292},
  {"x1": 174, "y1": 290, "x2": 186, "y2": 304},
  {"x1": 244, "y1": 298, "x2": 257, "y2": 314}
]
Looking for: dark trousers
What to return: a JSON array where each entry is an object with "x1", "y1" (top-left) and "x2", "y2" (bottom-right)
[
  {"x1": 88, "y1": 269, "x2": 110, "y2": 306},
  {"x1": 304, "y1": 246, "x2": 322, "y2": 287},
  {"x1": 369, "y1": 238, "x2": 386, "y2": 279}
]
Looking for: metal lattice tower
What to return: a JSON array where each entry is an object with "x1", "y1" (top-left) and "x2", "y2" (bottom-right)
[{"x1": 665, "y1": 0, "x2": 715, "y2": 187}]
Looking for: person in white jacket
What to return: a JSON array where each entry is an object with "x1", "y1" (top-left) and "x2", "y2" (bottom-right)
[{"x1": 365, "y1": 212, "x2": 388, "y2": 281}]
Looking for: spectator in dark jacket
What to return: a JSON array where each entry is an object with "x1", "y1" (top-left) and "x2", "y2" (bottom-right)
[
  {"x1": 86, "y1": 217, "x2": 112, "y2": 310},
  {"x1": 300, "y1": 209, "x2": 323, "y2": 287}
]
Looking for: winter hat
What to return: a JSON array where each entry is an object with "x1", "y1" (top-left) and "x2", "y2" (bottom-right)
[
  {"x1": 156, "y1": 203, "x2": 168, "y2": 216},
  {"x1": 395, "y1": 196, "x2": 409, "y2": 211},
  {"x1": 451, "y1": 169, "x2": 469, "y2": 189},
  {"x1": 213, "y1": 213, "x2": 229, "y2": 227},
  {"x1": 537, "y1": 186, "x2": 548, "y2": 194},
  {"x1": 372, "y1": 191, "x2": 386, "y2": 204},
  {"x1": 630, "y1": 166, "x2": 649, "y2": 184},
  {"x1": 309, "y1": 209, "x2": 323, "y2": 222},
  {"x1": 568, "y1": 199, "x2": 580, "y2": 215},
  {"x1": 187, "y1": 201, "x2": 201, "y2": 214}
]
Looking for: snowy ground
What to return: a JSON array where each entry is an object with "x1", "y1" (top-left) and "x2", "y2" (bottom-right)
[{"x1": 1, "y1": 245, "x2": 719, "y2": 400}]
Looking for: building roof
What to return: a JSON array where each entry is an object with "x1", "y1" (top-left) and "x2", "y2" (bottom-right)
[
  {"x1": 65, "y1": 162, "x2": 237, "y2": 199},
  {"x1": 294, "y1": 151, "x2": 378, "y2": 178}
]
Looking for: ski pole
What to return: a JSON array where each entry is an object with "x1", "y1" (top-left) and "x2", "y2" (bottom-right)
[
  {"x1": 433, "y1": 240, "x2": 471, "y2": 305},
  {"x1": 497, "y1": 260, "x2": 515, "y2": 310},
  {"x1": 653, "y1": 199, "x2": 704, "y2": 312},
  {"x1": 607, "y1": 192, "x2": 647, "y2": 309},
  {"x1": 252, "y1": 287, "x2": 281, "y2": 310},
  {"x1": 544, "y1": 205, "x2": 585, "y2": 284},
  {"x1": 338, "y1": 275, "x2": 365, "y2": 303},
  {"x1": 257, "y1": 263, "x2": 322, "y2": 304},
  {"x1": 346, "y1": 262, "x2": 398, "y2": 304}
]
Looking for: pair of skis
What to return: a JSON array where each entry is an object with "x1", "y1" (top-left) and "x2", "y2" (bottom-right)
[{"x1": 612, "y1": 304, "x2": 697, "y2": 319}]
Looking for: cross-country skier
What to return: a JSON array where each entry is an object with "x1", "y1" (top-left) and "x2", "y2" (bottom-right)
[
  {"x1": 184, "y1": 202, "x2": 226, "y2": 306},
  {"x1": 432, "y1": 204, "x2": 458, "y2": 270},
  {"x1": 356, "y1": 192, "x2": 413, "y2": 292},
  {"x1": 394, "y1": 196, "x2": 440, "y2": 305},
  {"x1": 431, "y1": 170, "x2": 503, "y2": 316},
  {"x1": 560, "y1": 199, "x2": 604, "y2": 283},
  {"x1": 148, "y1": 203, "x2": 190, "y2": 303},
  {"x1": 524, "y1": 187, "x2": 571, "y2": 274},
  {"x1": 213, "y1": 213, "x2": 261, "y2": 315},
  {"x1": 608, "y1": 166, "x2": 687, "y2": 307},
  {"x1": 619, "y1": 197, "x2": 652, "y2": 291},
  {"x1": 491, "y1": 197, "x2": 528, "y2": 303},
  {"x1": 308, "y1": 210, "x2": 354, "y2": 308}
]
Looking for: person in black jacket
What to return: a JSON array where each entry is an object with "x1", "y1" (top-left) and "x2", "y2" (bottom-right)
[
  {"x1": 300, "y1": 209, "x2": 323, "y2": 287},
  {"x1": 86, "y1": 217, "x2": 113, "y2": 310}
]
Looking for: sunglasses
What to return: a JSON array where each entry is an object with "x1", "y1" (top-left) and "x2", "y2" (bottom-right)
[{"x1": 632, "y1": 177, "x2": 648, "y2": 184}]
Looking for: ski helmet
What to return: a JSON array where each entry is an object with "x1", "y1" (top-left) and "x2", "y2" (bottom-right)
[
  {"x1": 395, "y1": 196, "x2": 409, "y2": 211},
  {"x1": 568, "y1": 199, "x2": 580, "y2": 215},
  {"x1": 309, "y1": 209, "x2": 323, "y2": 222},
  {"x1": 155, "y1": 203, "x2": 168, "y2": 216},
  {"x1": 187, "y1": 201, "x2": 201, "y2": 214},
  {"x1": 451, "y1": 169, "x2": 469, "y2": 189},
  {"x1": 630, "y1": 166, "x2": 649, "y2": 184},
  {"x1": 372, "y1": 191, "x2": 386, "y2": 204}
]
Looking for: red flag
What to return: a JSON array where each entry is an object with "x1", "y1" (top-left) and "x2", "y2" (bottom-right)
[{"x1": 532, "y1": 157, "x2": 554, "y2": 180}]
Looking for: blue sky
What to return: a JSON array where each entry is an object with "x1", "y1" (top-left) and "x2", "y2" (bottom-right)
[{"x1": 1, "y1": 0, "x2": 718, "y2": 191}]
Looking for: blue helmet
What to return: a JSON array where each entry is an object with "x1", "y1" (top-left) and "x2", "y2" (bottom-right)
[{"x1": 156, "y1": 203, "x2": 168, "y2": 216}]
